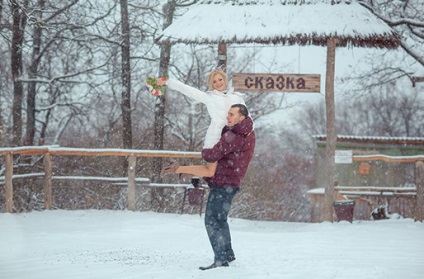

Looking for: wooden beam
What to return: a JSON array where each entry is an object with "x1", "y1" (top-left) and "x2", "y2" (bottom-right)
[
  {"x1": 323, "y1": 37, "x2": 337, "y2": 222},
  {"x1": 127, "y1": 155, "x2": 136, "y2": 211},
  {"x1": 47, "y1": 150, "x2": 201, "y2": 158},
  {"x1": 353, "y1": 154, "x2": 424, "y2": 163},
  {"x1": 335, "y1": 186, "x2": 416, "y2": 192},
  {"x1": 0, "y1": 147, "x2": 202, "y2": 158},
  {"x1": 5, "y1": 153, "x2": 13, "y2": 213},
  {"x1": 0, "y1": 147, "x2": 49, "y2": 156},
  {"x1": 44, "y1": 153, "x2": 53, "y2": 210},
  {"x1": 412, "y1": 76, "x2": 424, "y2": 87},
  {"x1": 218, "y1": 42, "x2": 227, "y2": 70},
  {"x1": 416, "y1": 161, "x2": 424, "y2": 221}
]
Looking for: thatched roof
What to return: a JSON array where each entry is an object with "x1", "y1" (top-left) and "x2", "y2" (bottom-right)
[{"x1": 157, "y1": 0, "x2": 400, "y2": 49}]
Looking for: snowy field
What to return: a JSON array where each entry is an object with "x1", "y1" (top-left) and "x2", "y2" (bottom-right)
[{"x1": 1, "y1": 210, "x2": 423, "y2": 279}]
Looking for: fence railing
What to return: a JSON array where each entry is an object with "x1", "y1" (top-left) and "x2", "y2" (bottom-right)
[
  {"x1": 353, "y1": 154, "x2": 423, "y2": 221},
  {"x1": 0, "y1": 146, "x2": 202, "y2": 213},
  {"x1": 1, "y1": 147, "x2": 423, "y2": 221},
  {"x1": 308, "y1": 154, "x2": 424, "y2": 222}
]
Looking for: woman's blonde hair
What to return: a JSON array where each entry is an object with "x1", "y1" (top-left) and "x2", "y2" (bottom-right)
[{"x1": 207, "y1": 69, "x2": 228, "y2": 91}]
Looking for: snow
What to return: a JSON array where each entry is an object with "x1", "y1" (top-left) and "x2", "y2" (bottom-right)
[
  {"x1": 313, "y1": 135, "x2": 424, "y2": 142},
  {"x1": 353, "y1": 154, "x2": 424, "y2": 161},
  {"x1": 158, "y1": 0, "x2": 398, "y2": 46},
  {"x1": 1, "y1": 210, "x2": 423, "y2": 278}
]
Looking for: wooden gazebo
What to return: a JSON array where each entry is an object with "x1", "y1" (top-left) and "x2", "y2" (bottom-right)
[{"x1": 156, "y1": 0, "x2": 401, "y2": 222}]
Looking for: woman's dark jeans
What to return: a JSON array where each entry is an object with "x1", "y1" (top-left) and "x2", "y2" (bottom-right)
[{"x1": 204, "y1": 187, "x2": 239, "y2": 265}]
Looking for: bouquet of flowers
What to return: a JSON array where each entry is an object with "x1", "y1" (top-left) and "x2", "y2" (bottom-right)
[{"x1": 145, "y1": 76, "x2": 167, "y2": 96}]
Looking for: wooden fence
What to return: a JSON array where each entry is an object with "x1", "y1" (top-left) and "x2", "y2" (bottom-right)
[
  {"x1": 0, "y1": 146, "x2": 201, "y2": 213},
  {"x1": 353, "y1": 154, "x2": 423, "y2": 221},
  {"x1": 309, "y1": 154, "x2": 424, "y2": 222},
  {"x1": 2, "y1": 147, "x2": 423, "y2": 221}
]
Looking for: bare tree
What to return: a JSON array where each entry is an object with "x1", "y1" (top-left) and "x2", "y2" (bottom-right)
[
  {"x1": 342, "y1": 83, "x2": 424, "y2": 137},
  {"x1": 358, "y1": 0, "x2": 424, "y2": 86},
  {"x1": 296, "y1": 82, "x2": 424, "y2": 138},
  {"x1": 10, "y1": 0, "x2": 28, "y2": 145},
  {"x1": 120, "y1": 0, "x2": 133, "y2": 174},
  {"x1": 151, "y1": 0, "x2": 176, "y2": 183},
  {"x1": 233, "y1": 128, "x2": 315, "y2": 221},
  {"x1": 25, "y1": 0, "x2": 44, "y2": 146},
  {"x1": 25, "y1": 0, "x2": 80, "y2": 146}
]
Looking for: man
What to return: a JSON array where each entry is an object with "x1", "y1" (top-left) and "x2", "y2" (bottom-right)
[{"x1": 161, "y1": 104, "x2": 256, "y2": 270}]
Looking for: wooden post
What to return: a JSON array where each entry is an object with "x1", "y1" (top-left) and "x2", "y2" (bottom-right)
[
  {"x1": 412, "y1": 76, "x2": 424, "y2": 87},
  {"x1": 415, "y1": 161, "x2": 424, "y2": 221},
  {"x1": 218, "y1": 42, "x2": 227, "y2": 70},
  {"x1": 44, "y1": 153, "x2": 53, "y2": 209},
  {"x1": 127, "y1": 155, "x2": 136, "y2": 211},
  {"x1": 323, "y1": 37, "x2": 337, "y2": 222},
  {"x1": 5, "y1": 153, "x2": 13, "y2": 213}
]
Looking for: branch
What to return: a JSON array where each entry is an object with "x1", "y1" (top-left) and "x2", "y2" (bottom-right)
[
  {"x1": 20, "y1": 61, "x2": 109, "y2": 84},
  {"x1": 176, "y1": 0, "x2": 198, "y2": 8},
  {"x1": 399, "y1": 40, "x2": 424, "y2": 68},
  {"x1": 387, "y1": 18, "x2": 424, "y2": 28},
  {"x1": 44, "y1": 0, "x2": 80, "y2": 23},
  {"x1": 37, "y1": 102, "x2": 84, "y2": 111},
  {"x1": 358, "y1": 1, "x2": 424, "y2": 28}
]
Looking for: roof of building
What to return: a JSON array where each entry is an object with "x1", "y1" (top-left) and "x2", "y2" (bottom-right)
[
  {"x1": 313, "y1": 135, "x2": 424, "y2": 146},
  {"x1": 157, "y1": 0, "x2": 400, "y2": 49}
]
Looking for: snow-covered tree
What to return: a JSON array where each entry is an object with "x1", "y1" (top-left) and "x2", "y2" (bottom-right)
[{"x1": 357, "y1": 0, "x2": 424, "y2": 86}]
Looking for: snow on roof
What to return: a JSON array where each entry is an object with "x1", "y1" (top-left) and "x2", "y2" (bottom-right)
[
  {"x1": 313, "y1": 135, "x2": 424, "y2": 145},
  {"x1": 157, "y1": 0, "x2": 400, "y2": 48}
]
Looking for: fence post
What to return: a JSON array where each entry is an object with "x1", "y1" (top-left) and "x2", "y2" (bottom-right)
[
  {"x1": 127, "y1": 155, "x2": 136, "y2": 211},
  {"x1": 44, "y1": 153, "x2": 53, "y2": 209},
  {"x1": 416, "y1": 161, "x2": 424, "y2": 222},
  {"x1": 5, "y1": 153, "x2": 13, "y2": 213}
]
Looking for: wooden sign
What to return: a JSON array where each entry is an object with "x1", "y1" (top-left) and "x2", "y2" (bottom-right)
[{"x1": 232, "y1": 73, "x2": 320, "y2": 93}]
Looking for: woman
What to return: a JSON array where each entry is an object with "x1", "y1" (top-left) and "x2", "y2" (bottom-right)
[{"x1": 158, "y1": 69, "x2": 246, "y2": 177}]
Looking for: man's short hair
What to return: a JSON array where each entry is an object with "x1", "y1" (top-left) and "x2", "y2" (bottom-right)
[{"x1": 231, "y1": 104, "x2": 249, "y2": 118}]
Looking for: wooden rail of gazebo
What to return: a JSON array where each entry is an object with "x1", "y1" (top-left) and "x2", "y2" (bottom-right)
[{"x1": 0, "y1": 147, "x2": 202, "y2": 213}]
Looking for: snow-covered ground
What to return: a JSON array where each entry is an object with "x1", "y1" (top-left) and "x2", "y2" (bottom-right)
[{"x1": 1, "y1": 210, "x2": 423, "y2": 279}]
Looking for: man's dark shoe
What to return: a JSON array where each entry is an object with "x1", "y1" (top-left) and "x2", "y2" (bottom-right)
[
  {"x1": 199, "y1": 261, "x2": 229, "y2": 271},
  {"x1": 227, "y1": 255, "x2": 236, "y2": 263}
]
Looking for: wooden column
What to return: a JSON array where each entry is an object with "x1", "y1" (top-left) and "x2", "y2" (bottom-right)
[
  {"x1": 412, "y1": 76, "x2": 424, "y2": 87},
  {"x1": 5, "y1": 153, "x2": 13, "y2": 213},
  {"x1": 323, "y1": 37, "x2": 337, "y2": 222},
  {"x1": 44, "y1": 153, "x2": 53, "y2": 209},
  {"x1": 416, "y1": 161, "x2": 424, "y2": 221},
  {"x1": 218, "y1": 42, "x2": 227, "y2": 70},
  {"x1": 127, "y1": 155, "x2": 136, "y2": 211}
]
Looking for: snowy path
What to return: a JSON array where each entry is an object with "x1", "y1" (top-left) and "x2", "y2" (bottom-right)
[{"x1": 0, "y1": 210, "x2": 423, "y2": 279}]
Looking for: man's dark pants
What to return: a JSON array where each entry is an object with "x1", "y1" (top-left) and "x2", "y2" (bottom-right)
[{"x1": 204, "y1": 187, "x2": 239, "y2": 265}]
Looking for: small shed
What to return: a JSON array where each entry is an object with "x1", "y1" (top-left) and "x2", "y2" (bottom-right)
[{"x1": 309, "y1": 135, "x2": 424, "y2": 222}]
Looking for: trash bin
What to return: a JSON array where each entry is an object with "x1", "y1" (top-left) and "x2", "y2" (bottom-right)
[
  {"x1": 333, "y1": 200, "x2": 355, "y2": 223},
  {"x1": 188, "y1": 188, "x2": 204, "y2": 206}
]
